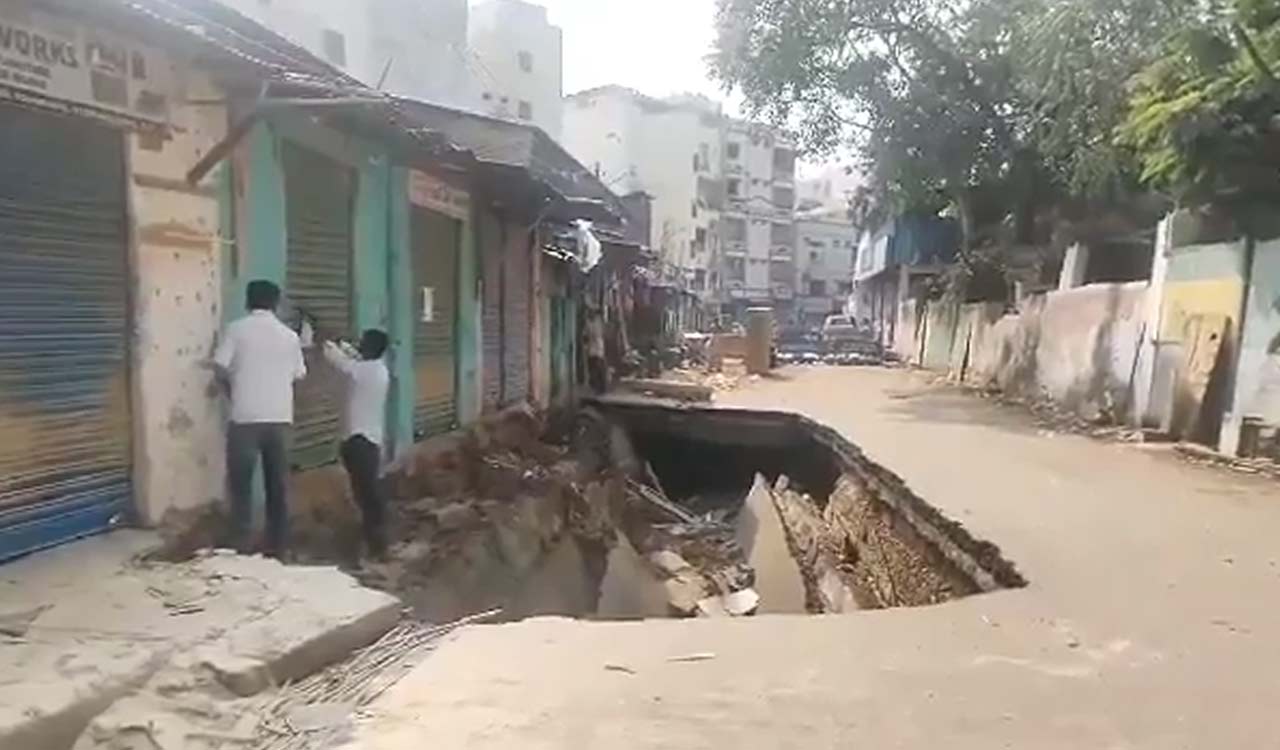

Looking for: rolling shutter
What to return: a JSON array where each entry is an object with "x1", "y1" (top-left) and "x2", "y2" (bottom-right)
[
  {"x1": 283, "y1": 142, "x2": 354, "y2": 468},
  {"x1": 502, "y1": 230, "x2": 531, "y2": 404},
  {"x1": 411, "y1": 207, "x2": 459, "y2": 436},
  {"x1": 0, "y1": 105, "x2": 130, "y2": 561},
  {"x1": 481, "y1": 214, "x2": 503, "y2": 411}
]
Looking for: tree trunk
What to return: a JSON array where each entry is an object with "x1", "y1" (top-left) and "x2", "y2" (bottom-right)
[{"x1": 954, "y1": 188, "x2": 976, "y2": 268}]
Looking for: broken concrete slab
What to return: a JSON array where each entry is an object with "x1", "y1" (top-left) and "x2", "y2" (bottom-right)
[
  {"x1": 616, "y1": 378, "x2": 714, "y2": 403},
  {"x1": 0, "y1": 536, "x2": 400, "y2": 750},
  {"x1": 597, "y1": 535, "x2": 671, "y2": 620},
  {"x1": 735, "y1": 475, "x2": 807, "y2": 614}
]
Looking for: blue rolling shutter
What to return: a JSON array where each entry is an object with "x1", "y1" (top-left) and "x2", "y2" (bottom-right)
[{"x1": 0, "y1": 104, "x2": 131, "y2": 561}]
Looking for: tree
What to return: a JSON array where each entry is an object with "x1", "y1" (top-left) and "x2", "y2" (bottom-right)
[
  {"x1": 711, "y1": 0, "x2": 1192, "y2": 266},
  {"x1": 1119, "y1": 0, "x2": 1280, "y2": 230}
]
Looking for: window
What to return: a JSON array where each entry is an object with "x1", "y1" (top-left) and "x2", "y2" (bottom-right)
[
  {"x1": 727, "y1": 142, "x2": 741, "y2": 160},
  {"x1": 773, "y1": 148, "x2": 796, "y2": 178},
  {"x1": 695, "y1": 227, "x2": 707, "y2": 250},
  {"x1": 518, "y1": 100, "x2": 533, "y2": 120},
  {"x1": 322, "y1": 29, "x2": 346, "y2": 66},
  {"x1": 694, "y1": 269, "x2": 707, "y2": 290},
  {"x1": 770, "y1": 223, "x2": 795, "y2": 247},
  {"x1": 728, "y1": 257, "x2": 746, "y2": 281},
  {"x1": 518, "y1": 50, "x2": 533, "y2": 72},
  {"x1": 724, "y1": 217, "x2": 747, "y2": 243},
  {"x1": 810, "y1": 251, "x2": 819, "y2": 261},
  {"x1": 691, "y1": 201, "x2": 698, "y2": 219},
  {"x1": 699, "y1": 143, "x2": 710, "y2": 171},
  {"x1": 809, "y1": 280, "x2": 826, "y2": 296},
  {"x1": 727, "y1": 178, "x2": 741, "y2": 197},
  {"x1": 838, "y1": 281, "x2": 853, "y2": 294},
  {"x1": 772, "y1": 186, "x2": 795, "y2": 209},
  {"x1": 482, "y1": 92, "x2": 493, "y2": 101}
]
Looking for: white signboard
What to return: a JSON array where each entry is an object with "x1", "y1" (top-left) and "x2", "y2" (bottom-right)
[
  {"x1": 0, "y1": 6, "x2": 175, "y2": 126},
  {"x1": 409, "y1": 170, "x2": 471, "y2": 221},
  {"x1": 421, "y1": 287, "x2": 435, "y2": 323}
]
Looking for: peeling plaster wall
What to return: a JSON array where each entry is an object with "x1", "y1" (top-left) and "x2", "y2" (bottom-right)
[
  {"x1": 959, "y1": 283, "x2": 1148, "y2": 418},
  {"x1": 128, "y1": 70, "x2": 229, "y2": 525}
]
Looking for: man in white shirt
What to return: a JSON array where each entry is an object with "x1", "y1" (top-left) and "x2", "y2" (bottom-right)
[
  {"x1": 213, "y1": 280, "x2": 306, "y2": 558},
  {"x1": 323, "y1": 329, "x2": 391, "y2": 559}
]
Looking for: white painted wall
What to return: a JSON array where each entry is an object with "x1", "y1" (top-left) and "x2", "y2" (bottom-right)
[
  {"x1": 128, "y1": 69, "x2": 229, "y2": 525},
  {"x1": 469, "y1": 0, "x2": 564, "y2": 139}
]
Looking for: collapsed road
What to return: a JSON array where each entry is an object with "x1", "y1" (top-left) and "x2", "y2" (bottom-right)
[{"x1": 11, "y1": 393, "x2": 1025, "y2": 750}]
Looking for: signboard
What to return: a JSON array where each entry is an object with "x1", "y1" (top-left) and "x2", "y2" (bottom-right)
[
  {"x1": 0, "y1": 6, "x2": 174, "y2": 126},
  {"x1": 421, "y1": 287, "x2": 435, "y2": 323},
  {"x1": 409, "y1": 170, "x2": 471, "y2": 221}
]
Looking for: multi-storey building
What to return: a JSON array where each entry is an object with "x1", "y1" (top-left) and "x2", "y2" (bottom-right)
[
  {"x1": 210, "y1": 0, "x2": 563, "y2": 139},
  {"x1": 468, "y1": 0, "x2": 565, "y2": 140},
  {"x1": 718, "y1": 120, "x2": 798, "y2": 320},
  {"x1": 795, "y1": 214, "x2": 858, "y2": 328},
  {"x1": 212, "y1": 0, "x2": 473, "y2": 108},
  {"x1": 563, "y1": 87, "x2": 724, "y2": 296},
  {"x1": 563, "y1": 91, "x2": 798, "y2": 319}
]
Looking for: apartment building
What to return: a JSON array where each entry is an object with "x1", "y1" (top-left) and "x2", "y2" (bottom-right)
[
  {"x1": 719, "y1": 120, "x2": 799, "y2": 319},
  {"x1": 210, "y1": 0, "x2": 563, "y2": 139},
  {"x1": 212, "y1": 0, "x2": 473, "y2": 108},
  {"x1": 563, "y1": 87, "x2": 725, "y2": 295},
  {"x1": 468, "y1": 0, "x2": 565, "y2": 140},
  {"x1": 563, "y1": 90, "x2": 798, "y2": 318},
  {"x1": 795, "y1": 215, "x2": 858, "y2": 327}
]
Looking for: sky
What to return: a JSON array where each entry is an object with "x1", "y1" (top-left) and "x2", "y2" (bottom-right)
[{"x1": 527, "y1": 0, "x2": 732, "y2": 104}]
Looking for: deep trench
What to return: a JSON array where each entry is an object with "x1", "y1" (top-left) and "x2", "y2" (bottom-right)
[
  {"x1": 174, "y1": 404, "x2": 1026, "y2": 623},
  {"x1": 454, "y1": 403, "x2": 1025, "y2": 622}
]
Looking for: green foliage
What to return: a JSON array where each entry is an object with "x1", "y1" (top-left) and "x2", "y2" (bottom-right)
[
  {"x1": 710, "y1": 0, "x2": 1184, "y2": 254},
  {"x1": 1119, "y1": 2, "x2": 1280, "y2": 212}
]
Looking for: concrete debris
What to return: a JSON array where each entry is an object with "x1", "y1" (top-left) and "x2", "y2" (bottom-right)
[
  {"x1": 616, "y1": 378, "x2": 714, "y2": 402},
  {"x1": 667, "y1": 653, "x2": 717, "y2": 663},
  {"x1": 0, "y1": 533, "x2": 400, "y2": 750},
  {"x1": 721, "y1": 588, "x2": 761, "y2": 616},
  {"x1": 597, "y1": 534, "x2": 673, "y2": 619},
  {"x1": 663, "y1": 571, "x2": 710, "y2": 615},
  {"x1": 735, "y1": 475, "x2": 807, "y2": 614},
  {"x1": 0, "y1": 604, "x2": 50, "y2": 638},
  {"x1": 647, "y1": 550, "x2": 693, "y2": 577},
  {"x1": 285, "y1": 701, "x2": 356, "y2": 733},
  {"x1": 429, "y1": 502, "x2": 483, "y2": 532}
]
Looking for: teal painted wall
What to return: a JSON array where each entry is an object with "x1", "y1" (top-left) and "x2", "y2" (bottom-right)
[
  {"x1": 387, "y1": 167, "x2": 415, "y2": 456},
  {"x1": 227, "y1": 115, "x2": 413, "y2": 455},
  {"x1": 223, "y1": 123, "x2": 288, "y2": 325},
  {"x1": 355, "y1": 157, "x2": 391, "y2": 331},
  {"x1": 456, "y1": 207, "x2": 482, "y2": 425}
]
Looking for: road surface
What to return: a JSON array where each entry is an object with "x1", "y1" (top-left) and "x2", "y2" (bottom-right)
[{"x1": 340, "y1": 366, "x2": 1280, "y2": 749}]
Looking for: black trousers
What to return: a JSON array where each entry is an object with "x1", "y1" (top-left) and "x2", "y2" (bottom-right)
[
  {"x1": 226, "y1": 422, "x2": 289, "y2": 557},
  {"x1": 587, "y1": 356, "x2": 608, "y2": 394},
  {"x1": 341, "y1": 435, "x2": 388, "y2": 556}
]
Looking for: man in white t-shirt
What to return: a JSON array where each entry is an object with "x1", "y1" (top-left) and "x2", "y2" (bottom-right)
[
  {"x1": 213, "y1": 280, "x2": 306, "y2": 558},
  {"x1": 323, "y1": 329, "x2": 391, "y2": 559}
]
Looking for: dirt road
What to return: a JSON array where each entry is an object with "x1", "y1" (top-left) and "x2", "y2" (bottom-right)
[{"x1": 340, "y1": 366, "x2": 1280, "y2": 749}]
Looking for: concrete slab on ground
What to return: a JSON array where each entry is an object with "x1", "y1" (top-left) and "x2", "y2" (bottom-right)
[
  {"x1": 338, "y1": 366, "x2": 1280, "y2": 749},
  {"x1": 0, "y1": 532, "x2": 399, "y2": 750}
]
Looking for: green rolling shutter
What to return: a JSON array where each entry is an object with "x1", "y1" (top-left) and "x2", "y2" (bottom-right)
[
  {"x1": 411, "y1": 207, "x2": 460, "y2": 436},
  {"x1": 283, "y1": 141, "x2": 354, "y2": 468}
]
